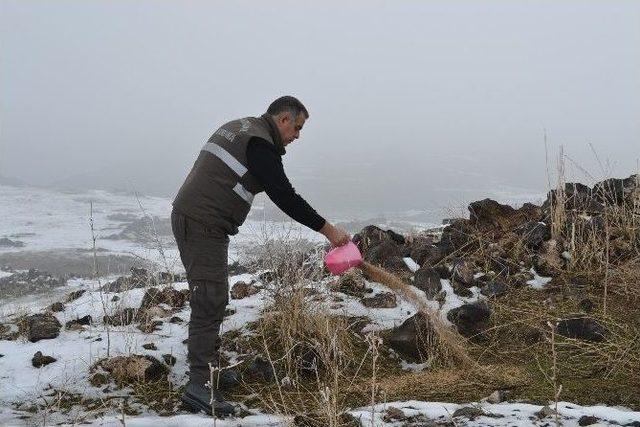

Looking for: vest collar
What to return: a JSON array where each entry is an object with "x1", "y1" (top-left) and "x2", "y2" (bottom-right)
[{"x1": 261, "y1": 114, "x2": 286, "y2": 156}]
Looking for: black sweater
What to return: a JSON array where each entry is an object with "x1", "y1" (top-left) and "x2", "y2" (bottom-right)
[{"x1": 246, "y1": 137, "x2": 326, "y2": 232}]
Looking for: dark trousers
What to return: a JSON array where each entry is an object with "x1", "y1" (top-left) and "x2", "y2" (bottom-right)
[{"x1": 171, "y1": 211, "x2": 229, "y2": 387}]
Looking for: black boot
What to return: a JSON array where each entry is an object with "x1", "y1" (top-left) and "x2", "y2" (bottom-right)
[{"x1": 181, "y1": 381, "x2": 235, "y2": 417}]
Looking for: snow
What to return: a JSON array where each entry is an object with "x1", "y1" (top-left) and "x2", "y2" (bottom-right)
[
  {"x1": 402, "y1": 257, "x2": 420, "y2": 273},
  {"x1": 527, "y1": 268, "x2": 553, "y2": 289},
  {"x1": 1, "y1": 184, "x2": 639, "y2": 426},
  {"x1": 349, "y1": 400, "x2": 640, "y2": 426}
]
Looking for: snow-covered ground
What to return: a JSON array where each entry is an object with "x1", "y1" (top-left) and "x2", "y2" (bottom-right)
[{"x1": 1, "y1": 184, "x2": 638, "y2": 426}]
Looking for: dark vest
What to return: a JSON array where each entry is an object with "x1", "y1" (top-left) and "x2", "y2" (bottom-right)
[{"x1": 173, "y1": 115, "x2": 283, "y2": 235}]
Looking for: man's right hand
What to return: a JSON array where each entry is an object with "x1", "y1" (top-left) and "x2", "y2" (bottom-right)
[{"x1": 319, "y1": 222, "x2": 351, "y2": 248}]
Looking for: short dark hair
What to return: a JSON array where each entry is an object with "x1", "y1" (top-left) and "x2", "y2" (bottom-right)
[{"x1": 267, "y1": 96, "x2": 309, "y2": 119}]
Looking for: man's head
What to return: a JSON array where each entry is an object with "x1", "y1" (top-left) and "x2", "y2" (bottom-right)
[{"x1": 266, "y1": 96, "x2": 309, "y2": 146}]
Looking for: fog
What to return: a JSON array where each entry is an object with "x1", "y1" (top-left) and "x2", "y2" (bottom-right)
[{"x1": 1, "y1": 0, "x2": 638, "y2": 219}]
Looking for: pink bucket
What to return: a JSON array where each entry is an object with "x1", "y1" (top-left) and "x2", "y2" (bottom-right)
[{"x1": 324, "y1": 241, "x2": 363, "y2": 275}]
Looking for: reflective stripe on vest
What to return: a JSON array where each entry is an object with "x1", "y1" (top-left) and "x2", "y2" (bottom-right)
[
  {"x1": 233, "y1": 183, "x2": 254, "y2": 204},
  {"x1": 201, "y1": 142, "x2": 254, "y2": 205},
  {"x1": 201, "y1": 143, "x2": 248, "y2": 176}
]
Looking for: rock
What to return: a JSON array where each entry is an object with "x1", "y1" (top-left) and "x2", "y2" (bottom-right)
[
  {"x1": 453, "y1": 406, "x2": 485, "y2": 419},
  {"x1": 224, "y1": 307, "x2": 236, "y2": 317},
  {"x1": 438, "y1": 219, "x2": 477, "y2": 256},
  {"x1": 383, "y1": 406, "x2": 406, "y2": 422},
  {"x1": 353, "y1": 225, "x2": 397, "y2": 251},
  {"x1": 101, "y1": 267, "x2": 157, "y2": 293},
  {"x1": 406, "y1": 236, "x2": 436, "y2": 265},
  {"x1": 0, "y1": 237, "x2": 25, "y2": 248},
  {"x1": 386, "y1": 312, "x2": 438, "y2": 362},
  {"x1": 486, "y1": 390, "x2": 505, "y2": 404},
  {"x1": 230, "y1": 281, "x2": 260, "y2": 299},
  {"x1": 142, "y1": 343, "x2": 157, "y2": 350},
  {"x1": 24, "y1": 313, "x2": 62, "y2": 342},
  {"x1": 65, "y1": 289, "x2": 86, "y2": 302},
  {"x1": 447, "y1": 302, "x2": 491, "y2": 338},
  {"x1": 228, "y1": 261, "x2": 249, "y2": 275},
  {"x1": 534, "y1": 239, "x2": 564, "y2": 276},
  {"x1": 138, "y1": 319, "x2": 163, "y2": 334},
  {"x1": 247, "y1": 356, "x2": 275, "y2": 382},
  {"x1": 162, "y1": 354, "x2": 176, "y2": 366},
  {"x1": 480, "y1": 281, "x2": 508, "y2": 298},
  {"x1": 593, "y1": 174, "x2": 638, "y2": 206},
  {"x1": 516, "y1": 221, "x2": 551, "y2": 249},
  {"x1": 366, "y1": 240, "x2": 407, "y2": 271},
  {"x1": 330, "y1": 269, "x2": 369, "y2": 297},
  {"x1": 96, "y1": 355, "x2": 169, "y2": 384},
  {"x1": 48, "y1": 302, "x2": 65, "y2": 312},
  {"x1": 140, "y1": 305, "x2": 169, "y2": 320},
  {"x1": 556, "y1": 317, "x2": 607, "y2": 342},
  {"x1": 579, "y1": 415, "x2": 600, "y2": 426},
  {"x1": 468, "y1": 199, "x2": 517, "y2": 230},
  {"x1": 412, "y1": 268, "x2": 442, "y2": 298},
  {"x1": 360, "y1": 292, "x2": 397, "y2": 308},
  {"x1": 451, "y1": 259, "x2": 474, "y2": 286},
  {"x1": 65, "y1": 315, "x2": 92, "y2": 330},
  {"x1": 169, "y1": 316, "x2": 184, "y2": 324},
  {"x1": 0, "y1": 269, "x2": 66, "y2": 300},
  {"x1": 469, "y1": 199, "x2": 542, "y2": 231},
  {"x1": 103, "y1": 308, "x2": 137, "y2": 326},
  {"x1": 535, "y1": 405, "x2": 556, "y2": 419},
  {"x1": 32, "y1": 351, "x2": 56, "y2": 368},
  {"x1": 140, "y1": 286, "x2": 187, "y2": 309}
]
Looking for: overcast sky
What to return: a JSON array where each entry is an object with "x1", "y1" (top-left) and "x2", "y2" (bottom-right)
[{"x1": 1, "y1": 1, "x2": 638, "y2": 218}]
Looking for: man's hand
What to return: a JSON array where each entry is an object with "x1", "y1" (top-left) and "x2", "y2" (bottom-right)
[{"x1": 319, "y1": 222, "x2": 351, "y2": 247}]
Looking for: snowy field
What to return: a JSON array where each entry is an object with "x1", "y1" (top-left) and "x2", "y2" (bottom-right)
[{"x1": 1, "y1": 184, "x2": 639, "y2": 426}]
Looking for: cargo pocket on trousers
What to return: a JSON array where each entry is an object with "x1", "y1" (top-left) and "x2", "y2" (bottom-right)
[{"x1": 189, "y1": 279, "x2": 229, "y2": 322}]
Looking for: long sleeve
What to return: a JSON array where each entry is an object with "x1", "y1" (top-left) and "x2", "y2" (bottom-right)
[{"x1": 246, "y1": 138, "x2": 326, "y2": 231}]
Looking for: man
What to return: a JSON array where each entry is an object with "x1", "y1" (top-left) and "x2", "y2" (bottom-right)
[{"x1": 171, "y1": 96, "x2": 350, "y2": 416}]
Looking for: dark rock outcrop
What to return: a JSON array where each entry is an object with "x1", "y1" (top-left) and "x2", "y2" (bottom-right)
[
  {"x1": 556, "y1": 317, "x2": 607, "y2": 342},
  {"x1": 32, "y1": 351, "x2": 56, "y2": 368},
  {"x1": 386, "y1": 312, "x2": 438, "y2": 362},
  {"x1": 412, "y1": 267, "x2": 442, "y2": 298},
  {"x1": 447, "y1": 301, "x2": 492, "y2": 338},
  {"x1": 24, "y1": 313, "x2": 61, "y2": 342},
  {"x1": 360, "y1": 292, "x2": 397, "y2": 308},
  {"x1": 230, "y1": 281, "x2": 260, "y2": 300}
]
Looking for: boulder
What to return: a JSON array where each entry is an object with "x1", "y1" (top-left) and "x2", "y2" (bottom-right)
[
  {"x1": 48, "y1": 302, "x2": 65, "y2": 312},
  {"x1": 592, "y1": 174, "x2": 638, "y2": 206},
  {"x1": 386, "y1": 312, "x2": 439, "y2": 362},
  {"x1": 24, "y1": 313, "x2": 61, "y2": 342},
  {"x1": 65, "y1": 289, "x2": 86, "y2": 302},
  {"x1": 412, "y1": 267, "x2": 442, "y2": 298},
  {"x1": 96, "y1": 355, "x2": 169, "y2": 384},
  {"x1": 516, "y1": 221, "x2": 551, "y2": 249},
  {"x1": 360, "y1": 292, "x2": 397, "y2": 308},
  {"x1": 65, "y1": 315, "x2": 92, "y2": 330},
  {"x1": 447, "y1": 301, "x2": 491, "y2": 338},
  {"x1": 140, "y1": 286, "x2": 187, "y2": 309},
  {"x1": 556, "y1": 317, "x2": 607, "y2": 342},
  {"x1": 162, "y1": 354, "x2": 176, "y2": 366},
  {"x1": 0, "y1": 237, "x2": 25, "y2": 248},
  {"x1": 32, "y1": 351, "x2": 56, "y2": 368},
  {"x1": 534, "y1": 239, "x2": 564, "y2": 276},
  {"x1": 480, "y1": 281, "x2": 508, "y2": 298},
  {"x1": 469, "y1": 199, "x2": 542, "y2": 231},
  {"x1": 247, "y1": 356, "x2": 275, "y2": 382},
  {"x1": 353, "y1": 226, "x2": 408, "y2": 271},
  {"x1": 230, "y1": 281, "x2": 260, "y2": 299},
  {"x1": 451, "y1": 259, "x2": 474, "y2": 286},
  {"x1": 142, "y1": 343, "x2": 157, "y2": 350},
  {"x1": 329, "y1": 269, "x2": 369, "y2": 297},
  {"x1": 103, "y1": 308, "x2": 137, "y2": 326},
  {"x1": 579, "y1": 415, "x2": 600, "y2": 426},
  {"x1": 438, "y1": 219, "x2": 477, "y2": 256}
]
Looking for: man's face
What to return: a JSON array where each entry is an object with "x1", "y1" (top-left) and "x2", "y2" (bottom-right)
[{"x1": 276, "y1": 112, "x2": 306, "y2": 147}]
